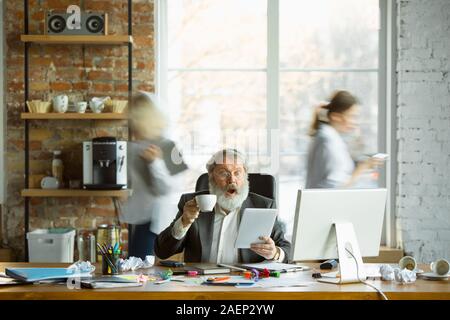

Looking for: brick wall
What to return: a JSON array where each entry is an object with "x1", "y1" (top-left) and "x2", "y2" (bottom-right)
[
  {"x1": 4, "y1": 0, "x2": 154, "y2": 260},
  {"x1": 396, "y1": 0, "x2": 450, "y2": 262}
]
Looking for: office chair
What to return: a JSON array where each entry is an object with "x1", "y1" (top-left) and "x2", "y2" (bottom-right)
[{"x1": 195, "y1": 172, "x2": 277, "y2": 202}]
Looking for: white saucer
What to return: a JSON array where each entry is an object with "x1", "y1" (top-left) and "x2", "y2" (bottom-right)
[{"x1": 418, "y1": 272, "x2": 449, "y2": 280}]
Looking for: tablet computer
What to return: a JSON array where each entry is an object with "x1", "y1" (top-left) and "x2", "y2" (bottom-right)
[{"x1": 235, "y1": 208, "x2": 277, "y2": 248}]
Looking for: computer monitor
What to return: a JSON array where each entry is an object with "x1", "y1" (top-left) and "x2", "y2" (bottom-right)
[{"x1": 291, "y1": 188, "x2": 387, "y2": 284}]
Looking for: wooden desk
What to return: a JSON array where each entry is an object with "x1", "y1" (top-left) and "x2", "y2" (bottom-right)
[{"x1": 0, "y1": 263, "x2": 448, "y2": 300}]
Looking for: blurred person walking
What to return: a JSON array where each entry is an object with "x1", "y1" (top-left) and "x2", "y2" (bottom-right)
[
  {"x1": 305, "y1": 90, "x2": 383, "y2": 188},
  {"x1": 118, "y1": 92, "x2": 187, "y2": 259}
]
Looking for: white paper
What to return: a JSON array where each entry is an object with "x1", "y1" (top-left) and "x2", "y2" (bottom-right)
[
  {"x1": 0, "y1": 277, "x2": 22, "y2": 286},
  {"x1": 378, "y1": 265, "x2": 394, "y2": 280},
  {"x1": 322, "y1": 266, "x2": 383, "y2": 279},
  {"x1": 253, "y1": 277, "x2": 313, "y2": 288},
  {"x1": 68, "y1": 261, "x2": 96, "y2": 273},
  {"x1": 394, "y1": 268, "x2": 417, "y2": 283},
  {"x1": 118, "y1": 255, "x2": 155, "y2": 272},
  {"x1": 321, "y1": 271, "x2": 339, "y2": 278},
  {"x1": 173, "y1": 275, "x2": 313, "y2": 288},
  {"x1": 175, "y1": 275, "x2": 256, "y2": 287},
  {"x1": 240, "y1": 262, "x2": 307, "y2": 272},
  {"x1": 90, "y1": 282, "x2": 143, "y2": 289},
  {"x1": 171, "y1": 277, "x2": 205, "y2": 287}
]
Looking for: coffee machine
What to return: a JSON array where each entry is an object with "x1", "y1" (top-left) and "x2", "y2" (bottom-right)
[{"x1": 83, "y1": 137, "x2": 127, "y2": 189}]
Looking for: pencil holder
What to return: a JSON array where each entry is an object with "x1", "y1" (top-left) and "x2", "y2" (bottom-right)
[{"x1": 102, "y1": 254, "x2": 120, "y2": 275}]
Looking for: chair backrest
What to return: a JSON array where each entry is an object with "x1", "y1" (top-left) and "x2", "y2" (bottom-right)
[{"x1": 195, "y1": 173, "x2": 276, "y2": 202}]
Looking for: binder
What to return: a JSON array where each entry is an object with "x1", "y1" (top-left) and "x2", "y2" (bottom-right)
[{"x1": 5, "y1": 267, "x2": 92, "y2": 283}]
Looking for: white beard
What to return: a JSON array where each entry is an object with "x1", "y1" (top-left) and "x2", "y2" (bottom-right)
[{"x1": 209, "y1": 178, "x2": 249, "y2": 212}]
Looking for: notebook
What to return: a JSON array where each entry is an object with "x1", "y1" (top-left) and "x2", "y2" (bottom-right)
[
  {"x1": 80, "y1": 276, "x2": 142, "y2": 289},
  {"x1": 185, "y1": 264, "x2": 231, "y2": 275},
  {"x1": 82, "y1": 282, "x2": 143, "y2": 289},
  {"x1": 202, "y1": 276, "x2": 255, "y2": 286},
  {"x1": 83, "y1": 275, "x2": 139, "y2": 283},
  {"x1": 5, "y1": 268, "x2": 93, "y2": 283}
]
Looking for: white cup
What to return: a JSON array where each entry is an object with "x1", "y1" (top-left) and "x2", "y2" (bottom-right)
[
  {"x1": 195, "y1": 195, "x2": 217, "y2": 212},
  {"x1": 52, "y1": 95, "x2": 68, "y2": 113},
  {"x1": 76, "y1": 102, "x2": 87, "y2": 113},
  {"x1": 89, "y1": 97, "x2": 110, "y2": 113},
  {"x1": 430, "y1": 259, "x2": 449, "y2": 276},
  {"x1": 40, "y1": 176, "x2": 59, "y2": 189},
  {"x1": 89, "y1": 100, "x2": 105, "y2": 113},
  {"x1": 399, "y1": 256, "x2": 417, "y2": 271}
]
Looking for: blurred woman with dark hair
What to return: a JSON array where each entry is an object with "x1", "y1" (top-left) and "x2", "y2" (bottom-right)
[{"x1": 306, "y1": 90, "x2": 383, "y2": 188}]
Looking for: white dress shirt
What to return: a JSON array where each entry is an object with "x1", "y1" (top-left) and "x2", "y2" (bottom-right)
[
  {"x1": 171, "y1": 204, "x2": 285, "y2": 263},
  {"x1": 209, "y1": 205, "x2": 240, "y2": 264}
]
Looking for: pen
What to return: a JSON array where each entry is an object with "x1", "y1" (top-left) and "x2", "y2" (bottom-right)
[
  {"x1": 207, "y1": 276, "x2": 230, "y2": 282},
  {"x1": 154, "y1": 279, "x2": 171, "y2": 284},
  {"x1": 217, "y1": 263, "x2": 247, "y2": 272}
]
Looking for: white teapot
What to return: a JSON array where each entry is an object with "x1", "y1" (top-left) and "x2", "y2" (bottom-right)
[
  {"x1": 52, "y1": 95, "x2": 69, "y2": 113},
  {"x1": 89, "y1": 97, "x2": 110, "y2": 113}
]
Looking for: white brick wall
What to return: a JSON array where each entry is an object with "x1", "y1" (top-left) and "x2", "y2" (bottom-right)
[{"x1": 396, "y1": 0, "x2": 450, "y2": 262}]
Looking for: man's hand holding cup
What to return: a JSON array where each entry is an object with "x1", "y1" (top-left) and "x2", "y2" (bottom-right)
[
  {"x1": 181, "y1": 199, "x2": 200, "y2": 227},
  {"x1": 181, "y1": 195, "x2": 217, "y2": 227}
]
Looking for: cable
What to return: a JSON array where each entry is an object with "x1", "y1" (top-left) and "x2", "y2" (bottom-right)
[{"x1": 345, "y1": 248, "x2": 389, "y2": 300}]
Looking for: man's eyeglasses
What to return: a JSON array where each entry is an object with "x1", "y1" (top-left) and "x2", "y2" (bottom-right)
[{"x1": 214, "y1": 169, "x2": 245, "y2": 180}]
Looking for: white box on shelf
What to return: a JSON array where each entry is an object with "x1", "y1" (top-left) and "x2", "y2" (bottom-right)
[{"x1": 27, "y1": 229, "x2": 75, "y2": 263}]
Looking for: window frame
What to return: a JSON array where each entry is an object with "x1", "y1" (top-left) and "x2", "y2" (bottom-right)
[
  {"x1": 155, "y1": 0, "x2": 396, "y2": 247},
  {"x1": 0, "y1": 0, "x2": 5, "y2": 205},
  {"x1": 378, "y1": 0, "x2": 398, "y2": 248}
]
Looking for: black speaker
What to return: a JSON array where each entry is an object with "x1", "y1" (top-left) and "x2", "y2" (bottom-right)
[
  {"x1": 47, "y1": 15, "x2": 66, "y2": 34},
  {"x1": 85, "y1": 15, "x2": 104, "y2": 34},
  {"x1": 46, "y1": 11, "x2": 108, "y2": 35}
]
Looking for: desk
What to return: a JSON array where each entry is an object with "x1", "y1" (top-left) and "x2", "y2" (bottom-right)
[{"x1": 0, "y1": 263, "x2": 449, "y2": 300}]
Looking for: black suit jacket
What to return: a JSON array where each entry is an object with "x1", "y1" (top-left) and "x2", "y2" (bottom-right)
[{"x1": 154, "y1": 190, "x2": 291, "y2": 263}]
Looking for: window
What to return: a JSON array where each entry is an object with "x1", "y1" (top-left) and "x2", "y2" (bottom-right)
[
  {"x1": 158, "y1": 0, "x2": 384, "y2": 240},
  {"x1": 160, "y1": 0, "x2": 269, "y2": 191},
  {"x1": 278, "y1": 0, "x2": 380, "y2": 236}
]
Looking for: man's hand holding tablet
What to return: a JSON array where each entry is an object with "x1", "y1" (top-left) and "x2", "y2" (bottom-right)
[
  {"x1": 235, "y1": 208, "x2": 278, "y2": 259},
  {"x1": 250, "y1": 236, "x2": 279, "y2": 260}
]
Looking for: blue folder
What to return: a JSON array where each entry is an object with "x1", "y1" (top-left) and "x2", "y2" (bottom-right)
[{"x1": 5, "y1": 268, "x2": 92, "y2": 283}]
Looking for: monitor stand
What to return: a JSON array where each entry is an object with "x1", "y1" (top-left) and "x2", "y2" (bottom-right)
[{"x1": 317, "y1": 222, "x2": 366, "y2": 284}]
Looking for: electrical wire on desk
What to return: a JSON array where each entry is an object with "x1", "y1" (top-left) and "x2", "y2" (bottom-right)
[{"x1": 345, "y1": 248, "x2": 389, "y2": 300}]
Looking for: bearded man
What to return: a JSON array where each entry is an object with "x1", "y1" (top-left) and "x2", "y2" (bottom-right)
[{"x1": 154, "y1": 149, "x2": 291, "y2": 263}]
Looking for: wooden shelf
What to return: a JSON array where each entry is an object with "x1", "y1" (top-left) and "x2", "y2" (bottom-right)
[
  {"x1": 20, "y1": 35, "x2": 133, "y2": 45},
  {"x1": 21, "y1": 189, "x2": 130, "y2": 197},
  {"x1": 21, "y1": 112, "x2": 128, "y2": 120},
  {"x1": 363, "y1": 246, "x2": 404, "y2": 263}
]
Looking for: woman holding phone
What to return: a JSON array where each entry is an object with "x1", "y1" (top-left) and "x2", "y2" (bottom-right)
[{"x1": 305, "y1": 90, "x2": 384, "y2": 188}]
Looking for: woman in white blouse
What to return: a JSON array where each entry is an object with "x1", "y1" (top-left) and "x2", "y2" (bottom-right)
[
  {"x1": 305, "y1": 90, "x2": 382, "y2": 188},
  {"x1": 118, "y1": 92, "x2": 187, "y2": 259}
]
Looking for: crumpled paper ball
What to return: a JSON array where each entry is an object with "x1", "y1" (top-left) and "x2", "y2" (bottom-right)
[
  {"x1": 118, "y1": 255, "x2": 155, "y2": 272},
  {"x1": 379, "y1": 264, "x2": 395, "y2": 281},
  {"x1": 394, "y1": 268, "x2": 417, "y2": 283},
  {"x1": 68, "y1": 260, "x2": 96, "y2": 273}
]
